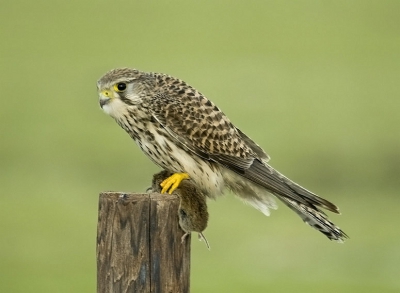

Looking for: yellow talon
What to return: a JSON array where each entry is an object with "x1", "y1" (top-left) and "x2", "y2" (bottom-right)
[{"x1": 160, "y1": 172, "x2": 190, "y2": 194}]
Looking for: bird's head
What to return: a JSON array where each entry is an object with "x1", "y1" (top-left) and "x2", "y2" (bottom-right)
[{"x1": 97, "y1": 68, "x2": 152, "y2": 118}]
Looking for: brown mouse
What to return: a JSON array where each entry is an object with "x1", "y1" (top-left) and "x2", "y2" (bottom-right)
[{"x1": 149, "y1": 170, "x2": 210, "y2": 249}]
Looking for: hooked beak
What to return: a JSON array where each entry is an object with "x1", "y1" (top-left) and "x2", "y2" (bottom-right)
[{"x1": 99, "y1": 97, "x2": 110, "y2": 108}]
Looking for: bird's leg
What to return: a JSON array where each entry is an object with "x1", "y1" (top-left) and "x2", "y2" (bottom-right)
[{"x1": 160, "y1": 172, "x2": 190, "y2": 194}]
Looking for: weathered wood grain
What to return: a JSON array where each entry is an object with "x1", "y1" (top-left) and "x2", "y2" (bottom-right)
[{"x1": 97, "y1": 192, "x2": 190, "y2": 293}]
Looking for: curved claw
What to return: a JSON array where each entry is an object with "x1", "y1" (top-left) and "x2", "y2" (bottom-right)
[{"x1": 160, "y1": 172, "x2": 190, "y2": 194}]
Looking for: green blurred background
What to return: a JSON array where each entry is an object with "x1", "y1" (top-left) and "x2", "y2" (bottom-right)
[{"x1": 1, "y1": 1, "x2": 399, "y2": 292}]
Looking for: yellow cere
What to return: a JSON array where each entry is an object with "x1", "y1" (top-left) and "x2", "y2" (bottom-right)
[{"x1": 101, "y1": 90, "x2": 111, "y2": 97}]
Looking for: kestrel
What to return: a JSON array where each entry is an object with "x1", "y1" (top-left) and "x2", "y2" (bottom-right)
[{"x1": 97, "y1": 67, "x2": 348, "y2": 242}]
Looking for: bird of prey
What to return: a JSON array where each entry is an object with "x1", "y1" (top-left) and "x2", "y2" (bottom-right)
[
  {"x1": 150, "y1": 170, "x2": 210, "y2": 249},
  {"x1": 97, "y1": 67, "x2": 348, "y2": 242}
]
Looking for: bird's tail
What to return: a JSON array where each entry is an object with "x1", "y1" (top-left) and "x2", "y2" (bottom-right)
[
  {"x1": 278, "y1": 196, "x2": 348, "y2": 242},
  {"x1": 241, "y1": 160, "x2": 348, "y2": 242}
]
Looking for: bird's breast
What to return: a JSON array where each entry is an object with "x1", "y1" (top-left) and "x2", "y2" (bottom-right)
[
  {"x1": 114, "y1": 106, "x2": 225, "y2": 197},
  {"x1": 138, "y1": 123, "x2": 225, "y2": 197}
]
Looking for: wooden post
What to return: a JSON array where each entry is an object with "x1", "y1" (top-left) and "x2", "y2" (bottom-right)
[{"x1": 97, "y1": 192, "x2": 191, "y2": 293}]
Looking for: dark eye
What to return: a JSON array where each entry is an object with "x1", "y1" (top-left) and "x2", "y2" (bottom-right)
[
  {"x1": 179, "y1": 209, "x2": 187, "y2": 218},
  {"x1": 114, "y1": 82, "x2": 127, "y2": 92}
]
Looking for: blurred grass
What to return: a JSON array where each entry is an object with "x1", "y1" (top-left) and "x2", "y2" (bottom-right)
[{"x1": 1, "y1": 1, "x2": 399, "y2": 292}]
